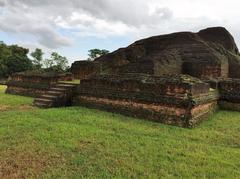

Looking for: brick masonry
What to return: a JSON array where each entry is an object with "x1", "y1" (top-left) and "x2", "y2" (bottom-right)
[
  {"x1": 5, "y1": 72, "x2": 73, "y2": 97},
  {"x1": 71, "y1": 27, "x2": 240, "y2": 80},
  {"x1": 6, "y1": 27, "x2": 240, "y2": 128},
  {"x1": 73, "y1": 74, "x2": 219, "y2": 128}
]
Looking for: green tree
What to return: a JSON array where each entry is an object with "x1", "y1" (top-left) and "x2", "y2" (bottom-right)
[
  {"x1": 0, "y1": 42, "x2": 11, "y2": 77},
  {"x1": 5, "y1": 45, "x2": 32, "y2": 75},
  {"x1": 44, "y1": 52, "x2": 68, "y2": 72},
  {"x1": 88, "y1": 49, "x2": 109, "y2": 61},
  {"x1": 31, "y1": 48, "x2": 44, "y2": 70},
  {"x1": 0, "y1": 43, "x2": 32, "y2": 78}
]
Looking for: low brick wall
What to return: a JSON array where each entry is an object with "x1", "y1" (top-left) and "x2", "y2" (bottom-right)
[
  {"x1": 58, "y1": 73, "x2": 74, "y2": 81},
  {"x1": 6, "y1": 72, "x2": 60, "y2": 97},
  {"x1": 71, "y1": 61, "x2": 100, "y2": 80},
  {"x1": 218, "y1": 78, "x2": 240, "y2": 110},
  {"x1": 6, "y1": 71, "x2": 75, "y2": 97},
  {"x1": 73, "y1": 74, "x2": 219, "y2": 128},
  {"x1": 218, "y1": 78, "x2": 240, "y2": 102}
]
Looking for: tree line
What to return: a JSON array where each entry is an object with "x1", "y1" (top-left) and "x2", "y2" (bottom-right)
[
  {"x1": 0, "y1": 41, "x2": 109, "y2": 78},
  {"x1": 0, "y1": 41, "x2": 70, "y2": 78}
]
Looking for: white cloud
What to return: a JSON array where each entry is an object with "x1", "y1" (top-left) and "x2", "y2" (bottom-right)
[
  {"x1": 0, "y1": 1, "x2": 72, "y2": 49},
  {"x1": 0, "y1": 0, "x2": 240, "y2": 51},
  {"x1": 0, "y1": 0, "x2": 5, "y2": 7},
  {"x1": 55, "y1": 12, "x2": 134, "y2": 38}
]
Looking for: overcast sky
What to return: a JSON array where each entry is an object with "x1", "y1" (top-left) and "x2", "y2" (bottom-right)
[{"x1": 0, "y1": 0, "x2": 240, "y2": 64}]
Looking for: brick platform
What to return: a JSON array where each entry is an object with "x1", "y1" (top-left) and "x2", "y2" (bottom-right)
[
  {"x1": 6, "y1": 72, "x2": 73, "y2": 97},
  {"x1": 73, "y1": 74, "x2": 219, "y2": 128}
]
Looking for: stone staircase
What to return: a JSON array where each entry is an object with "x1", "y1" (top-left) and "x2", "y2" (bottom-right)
[{"x1": 33, "y1": 82, "x2": 78, "y2": 108}]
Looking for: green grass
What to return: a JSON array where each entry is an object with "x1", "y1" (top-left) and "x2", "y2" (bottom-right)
[
  {"x1": 59, "y1": 79, "x2": 80, "y2": 84},
  {"x1": 0, "y1": 85, "x2": 240, "y2": 178}
]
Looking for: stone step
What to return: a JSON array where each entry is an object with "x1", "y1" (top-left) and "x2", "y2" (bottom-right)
[
  {"x1": 41, "y1": 94, "x2": 58, "y2": 99},
  {"x1": 34, "y1": 98, "x2": 53, "y2": 104},
  {"x1": 34, "y1": 82, "x2": 77, "y2": 108},
  {"x1": 55, "y1": 83, "x2": 77, "y2": 88},
  {"x1": 47, "y1": 90, "x2": 63, "y2": 95},
  {"x1": 50, "y1": 87, "x2": 68, "y2": 92},
  {"x1": 57, "y1": 82, "x2": 78, "y2": 86}
]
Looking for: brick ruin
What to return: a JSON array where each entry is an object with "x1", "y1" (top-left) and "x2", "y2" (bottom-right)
[
  {"x1": 218, "y1": 79, "x2": 240, "y2": 111},
  {"x1": 71, "y1": 27, "x2": 240, "y2": 79},
  {"x1": 6, "y1": 72, "x2": 73, "y2": 97},
  {"x1": 73, "y1": 74, "x2": 219, "y2": 128},
  {"x1": 57, "y1": 73, "x2": 74, "y2": 81},
  {"x1": 6, "y1": 27, "x2": 240, "y2": 128},
  {"x1": 71, "y1": 61, "x2": 100, "y2": 80},
  {"x1": 70, "y1": 27, "x2": 240, "y2": 127}
]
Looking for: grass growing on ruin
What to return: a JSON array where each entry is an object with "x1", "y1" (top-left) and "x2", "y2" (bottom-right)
[
  {"x1": 59, "y1": 79, "x2": 80, "y2": 84},
  {"x1": 0, "y1": 85, "x2": 240, "y2": 178}
]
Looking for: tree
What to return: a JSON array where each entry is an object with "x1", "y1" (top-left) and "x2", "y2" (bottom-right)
[
  {"x1": 5, "y1": 45, "x2": 32, "y2": 75},
  {"x1": 44, "y1": 52, "x2": 68, "y2": 72},
  {"x1": 88, "y1": 49, "x2": 109, "y2": 61},
  {"x1": 0, "y1": 42, "x2": 11, "y2": 77},
  {"x1": 0, "y1": 43, "x2": 32, "y2": 78},
  {"x1": 31, "y1": 48, "x2": 44, "y2": 69}
]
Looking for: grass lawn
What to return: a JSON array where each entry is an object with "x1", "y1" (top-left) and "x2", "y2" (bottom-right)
[{"x1": 0, "y1": 85, "x2": 240, "y2": 178}]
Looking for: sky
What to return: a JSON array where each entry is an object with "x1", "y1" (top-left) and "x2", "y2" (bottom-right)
[{"x1": 0, "y1": 0, "x2": 240, "y2": 64}]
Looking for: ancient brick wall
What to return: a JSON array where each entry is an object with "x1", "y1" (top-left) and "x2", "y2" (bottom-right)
[
  {"x1": 198, "y1": 27, "x2": 239, "y2": 55},
  {"x1": 218, "y1": 79, "x2": 240, "y2": 105},
  {"x1": 118, "y1": 61, "x2": 154, "y2": 74},
  {"x1": 84, "y1": 27, "x2": 239, "y2": 79},
  {"x1": 182, "y1": 62, "x2": 223, "y2": 78},
  {"x1": 228, "y1": 53, "x2": 240, "y2": 78},
  {"x1": 6, "y1": 72, "x2": 63, "y2": 97},
  {"x1": 73, "y1": 74, "x2": 218, "y2": 128},
  {"x1": 200, "y1": 78, "x2": 240, "y2": 111},
  {"x1": 220, "y1": 61, "x2": 229, "y2": 78},
  {"x1": 70, "y1": 61, "x2": 100, "y2": 80},
  {"x1": 153, "y1": 48, "x2": 182, "y2": 76},
  {"x1": 57, "y1": 73, "x2": 74, "y2": 81}
]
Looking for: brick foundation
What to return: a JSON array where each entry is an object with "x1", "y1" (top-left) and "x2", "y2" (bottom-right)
[
  {"x1": 5, "y1": 72, "x2": 71, "y2": 97},
  {"x1": 73, "y1": 74, "x2": 219, "y2": 128},
  {"x1": 73, "y1": 95, "x2": 217, "y2": 128}
]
